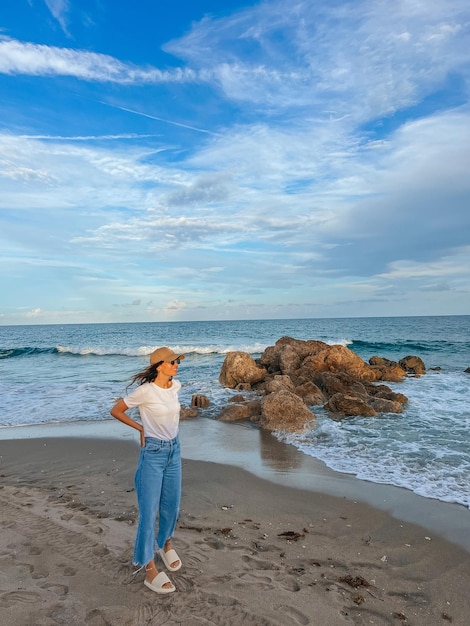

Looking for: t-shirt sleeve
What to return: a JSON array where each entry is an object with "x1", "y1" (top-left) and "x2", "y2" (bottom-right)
[{"x1": 123, "y1": 385, "x2": 146, "y2": 409}]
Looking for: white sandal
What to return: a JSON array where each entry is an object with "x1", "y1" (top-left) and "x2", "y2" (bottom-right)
[
  {"x1": 144, "y1": 571, "x2": 175, "y2": 594},
  {"x1": 158, "y1": 547, "x2": 182, "y2": 572}
]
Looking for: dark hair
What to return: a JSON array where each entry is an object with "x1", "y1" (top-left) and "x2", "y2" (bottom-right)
[{"x1": 126, "y1": 361, "x2": 163, "y2": 391}]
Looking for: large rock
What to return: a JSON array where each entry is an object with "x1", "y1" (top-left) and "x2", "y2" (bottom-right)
[
  {"x1": 264, "y1": 375, "x2": 296, "y2": 394},
  {"x1": 260, "y1": 390, "x2": 316, "y2": 433},
  {"x1": 219, "y1": 400, "x2": 262, "y2": 422},
  {"x1": 312, "y1": 371, "x2": 368, "y2": 399},
  {"x1": 324, "y1": 393, "x2": 377, "y2": 418},
  {"x1": 219, "y1": 352, "x2": 267, "y2": 389},
  {"x1": 365, "y1": 384, "x2": 408, "y2": 406},
  {"x1": 294, "y1": 381, "x2": 325, "y2": 406},
  {"x1": 180, "y1": 406, "x2": 198, "y2": 420},
  {"x1": 399, "y1": 355, "x2": 426, "y2": 376},
  {"x1": 369, "y1": 356, "x2": 407, "y2": 382},
  {"x1": 191, "y1": 394, "x2": 210, "y2": 408},
  {"x1": 298, "y1": 345, "x2": 379, "y2": 383},
  {"x1": 367, "y1": 397, "x2": 404, "y2": 414},
  {"x1": 259, "y1": 337, "x2": 329, "y2": 374}
]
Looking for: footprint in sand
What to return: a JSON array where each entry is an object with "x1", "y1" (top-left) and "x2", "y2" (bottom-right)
[
  {"x1": 0, "y1": 590, "x2": 42, "y2": 608},
  {"x1": 235, "y1": 572, "x2": 274, "y2": 591},
  {"x1": 203, "y1": 538, "x2": 225, "y2": 550},
  {"x1": 241, "y1": 555, "x2": 281, "y2": 571},
  {"x1": 277, "y1": 604, "x2": 310, "y2": 625},
  {"x1": 31, "y1": 568, "x2": 49, "y2": 579},
  {"x1": 40, "y1": 582, "x2": 69, "y2": 597}
]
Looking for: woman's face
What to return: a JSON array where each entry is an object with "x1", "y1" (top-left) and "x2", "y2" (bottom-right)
[{"x1": 158, "y1": 359, "x2": 180, "y2": 376}]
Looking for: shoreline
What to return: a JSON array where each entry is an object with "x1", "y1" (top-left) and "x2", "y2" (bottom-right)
[{"x1": 1, "y1": 417, "x2": 469, "y2": 554}]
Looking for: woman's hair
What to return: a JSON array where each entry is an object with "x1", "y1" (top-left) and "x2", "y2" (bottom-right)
[{"x1": 126, "y1": 361, "x2": 163, "y2": 390}]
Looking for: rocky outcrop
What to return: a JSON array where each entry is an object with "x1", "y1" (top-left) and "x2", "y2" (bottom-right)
[{"x1": 215, "y1": 336, "x2": 423, "y2": 430}]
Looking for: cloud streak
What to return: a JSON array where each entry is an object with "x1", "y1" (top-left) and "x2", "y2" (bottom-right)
[{"x1": 0, "y1": 37, "x2": 197, "y2": 83}]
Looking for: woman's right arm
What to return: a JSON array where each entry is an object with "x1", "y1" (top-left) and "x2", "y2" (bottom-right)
[{"x1": 110, "y1": 398, "x2": 145, "y2": 447}]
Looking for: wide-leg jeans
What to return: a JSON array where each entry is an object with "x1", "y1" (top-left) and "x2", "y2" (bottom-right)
[{"x1": 133, "y1": 436, "x2": 181, "y2": 567}]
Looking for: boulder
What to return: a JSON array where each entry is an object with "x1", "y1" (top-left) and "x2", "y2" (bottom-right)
[
  {"x1": 219, "y1": 400, "x2": 262, "y2": 422},
  {"x1": 191, "y1": 394, "x2": 210, "y2": 408},
  {"x1": 367, "y1": 397, "x2": 404, "y2": 414},
  {"x1": 369, "y1": 356, "x2": 407, "y2": 382},
  {"x1": 229, "y1": 394, "x2": 246, "y2": 403},
  {"x1": 365, "y1": 384, "x2": 408, "y2": 406},
  {"x1": 293, "y1": 380, "x2": 325, "y2": 406},
  {"x1": 312, "y1": 371, "x2": 368, "y2": 399},
  {"x1": 259, "y1": 390, "x2": 316, "y2": 433},
  {"x1": 259, "y1": 337, "x2": 330, "y2": 374},
  {"x1": 399, "y1": 355, "x2": 426, "y2": 376},
  {"x1": 264, "y1": 375, "x2": 296, "y2": 394},
  {"x1": 219, "y1": 352, "x2": 267, "y2": 389},
  {"x1": 324, "y1": 393, "x2": 377, "y2": 418},
  {"x1": 298, "y1": 345, "x2": 379, "y2": 383},
  {"x1": 180, "y1": 406, "x2": 198, "y2": 420}
]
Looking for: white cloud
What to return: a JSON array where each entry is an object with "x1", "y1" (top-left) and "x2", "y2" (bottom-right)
[
  {"x1": 44, "y1": 0, "x2": 70, "y2": 34},
  {"x1": 0, "y1": 37, "x2": 196, "y2": 83},
  {"x1": 1, "y1": 0, "x2": 469, "y2": 322}
]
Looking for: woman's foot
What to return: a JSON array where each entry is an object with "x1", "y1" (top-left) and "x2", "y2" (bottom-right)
[
  {"x1": 159, "y1": 539, "x2": 182, "y2": 571},
  {"x1": 145, "y1": 560, "x2": 174, "y2": 591}
]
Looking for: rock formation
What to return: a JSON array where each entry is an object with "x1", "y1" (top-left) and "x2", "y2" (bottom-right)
[{"x1": 216, "y1": 336, "x2": 419, "y2": 433}]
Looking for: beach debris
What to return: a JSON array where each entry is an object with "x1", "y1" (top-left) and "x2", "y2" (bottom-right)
[
  {"x1": 425, "y1": 536, "x2": 431, "y2": 541},
  {"x1": 215, "y1": 527, "x2": 234, "y2": 537},
  {"x1": 353, "y1": 595, "x2": 365, "y2": 605},
  {"x1": 277, "y1": 530, "x2": 305, "y2": 542},
  {"x1": 178, "y1": 523, "x2": 211, "y2": 533},
  {"x1": 338, "y1": 574, "x2": 371, "y2": 589},
  {"x1": 392, "y1": 612, "x2": 408, "y2": 621},
  {"x1": 221, "y1": 504, "x2": 233, "y2": 510},
  {"x1": 380, "y1": 555, "x2": 388, "y2": 562}
]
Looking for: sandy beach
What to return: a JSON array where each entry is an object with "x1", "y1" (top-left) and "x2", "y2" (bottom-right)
[{"x1": 1, "y1": 421, "x2": 469, "y2": 626}]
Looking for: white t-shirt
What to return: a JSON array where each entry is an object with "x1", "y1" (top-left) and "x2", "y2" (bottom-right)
[{"x1": 124, "y1": 379, "x2": 181, "y2": 440}]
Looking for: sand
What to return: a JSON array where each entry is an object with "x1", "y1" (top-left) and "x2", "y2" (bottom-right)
[{"x1": 0, "y1": 423, "x2": 469, "y2": 626}]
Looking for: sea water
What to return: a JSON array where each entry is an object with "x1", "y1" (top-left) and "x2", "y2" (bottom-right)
[{"x1": 0, "y1": 316, "x2": 469, "y2": 509}]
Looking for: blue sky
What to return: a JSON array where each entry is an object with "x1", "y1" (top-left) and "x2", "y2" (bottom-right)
[{"x1": 1, "y1": 0, "x2": 469, "y2": 325}]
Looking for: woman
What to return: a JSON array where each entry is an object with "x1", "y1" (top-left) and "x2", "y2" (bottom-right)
[{"x1": 110, "y1": 346, "x2": 185, "y2": 594}]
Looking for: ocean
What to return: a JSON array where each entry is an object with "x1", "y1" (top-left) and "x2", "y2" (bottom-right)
[{"x1": 1, "y1": 316, "x2": 469, "y2": 510}]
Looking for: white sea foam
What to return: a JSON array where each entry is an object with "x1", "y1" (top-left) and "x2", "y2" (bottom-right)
[
  {"x1": 278, "y1": 370, "x2": 470, "y2": 509},
  {"x1": 55, "y1": 342, "x2": 268, "y2": 357}
]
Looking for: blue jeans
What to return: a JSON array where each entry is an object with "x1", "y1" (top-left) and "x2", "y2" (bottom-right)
[{"x1": 133, "y1": 436, "x2": 182, "y2": 567}]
